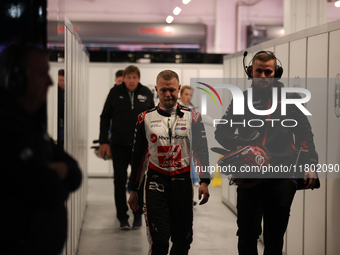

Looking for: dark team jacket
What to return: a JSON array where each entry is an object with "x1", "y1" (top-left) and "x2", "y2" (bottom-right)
[
  {"x1": 128, "y1": 104, "x2": 211, "y2": 191},
  {"x1": 0, "y1": 91, "x2": 82, "y2": 255},
  {"x1": 215, "y1": 81, "x2": 318, "y2": 177},
  {"x1": 99, "y1": 82, "x2": 155, "y2": 146}
]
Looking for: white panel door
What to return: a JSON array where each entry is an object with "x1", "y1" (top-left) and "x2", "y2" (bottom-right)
[
  {"x1": 275, "y1": 43, "x2": 289, "y2": 80},
  {"x1": 304, "y1": 32, "x2": 328, "y2": 255},
  {"x1": 327, "y1": 29, "x2": 340, "y2": 255},
  {"x1": 289, "y1": 38, "x2": 307, "y2": 88},
  {"x1": 286, "y1": 38, "x2": 307, "y2": 255},
  {"x1": 88, "y1": 64, "x2": 112, "y2": 176}
]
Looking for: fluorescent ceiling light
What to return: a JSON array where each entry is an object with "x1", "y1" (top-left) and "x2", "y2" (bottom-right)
[
  {"x1": 173, "y1": 7, "x2": 181, "y2": 15},
  {"x1": 166, "y1": 15, "x2": 174, "y2": 23},
  {"x1": 182, "y1": 0, "x2": 191, "y2": 4}
]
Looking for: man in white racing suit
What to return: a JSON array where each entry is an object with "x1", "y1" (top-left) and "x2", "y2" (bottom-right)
[{"x1": 128, "y1": 70, "x2": 210, "y2": 255}]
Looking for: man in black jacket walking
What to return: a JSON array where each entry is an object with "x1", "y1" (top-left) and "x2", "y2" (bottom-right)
[
  {"x1": 0, "y1": 44, "x2": 82, "y2": 255},
  {"x1": 99, "y1": 65, "x2": 155, "y2": 229}
]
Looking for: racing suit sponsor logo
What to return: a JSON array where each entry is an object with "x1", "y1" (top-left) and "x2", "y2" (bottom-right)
[
  {"x1": 151, "y1": 120, "x2": 162, "y2": 123},
  {"x1": 150, "y1": 124, "x2": 161, "y2": 128},
  {"x1": 138, "y1": 111, "x2": 146, "y2": 125},
  {"x1": 158, "y1": 135, "x2": 188, "y2": 140},
  {"x1": 191, "y1": 109, "x2": 201, "y2": 123},
  {"x1": 177, "y1": 123, "x2": 186, "y2": 126},
  {"x1": 157, "y1": 145, "x2": 182, "y2": 168},
  {"x1": 149, "y1": 182, "x2": 165, "y2": 192},
  {"x1": 150, "y1": 134, "x2": 158, "y2": 143},
  {"x1": 175, "y1": 127, "x2": 187, "y2": 131}
]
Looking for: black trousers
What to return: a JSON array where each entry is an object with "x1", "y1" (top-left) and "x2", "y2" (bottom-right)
[
  {"x1": 236, "y1": 179, "x2": 296, "y2": 255},
  {"x1": 111, "y1": 144, "x2": 143, "y2": 221},
  {"x1": 145, "y1": 169, "x2": 193, "y2": 255}
]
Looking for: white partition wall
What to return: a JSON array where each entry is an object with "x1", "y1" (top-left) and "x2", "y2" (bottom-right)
[
  {"x1": 88, "y1": 63, "x2": 223, "y2": 176},
  {"x1": 327, "y1": 28, "x2": 340, "y2": 255},
  {"x1": 286, "y1": 37, "x2": 307, "y2": 255},
  {"x1": 304, "y1": 33, "x2": 328, "y2": 255},
  {"x1": 223, "y1": 19, "x2": 340, "y2": 255},
  {"x1": 63, "y1": 19, "x2": 89, "y2": 255}
]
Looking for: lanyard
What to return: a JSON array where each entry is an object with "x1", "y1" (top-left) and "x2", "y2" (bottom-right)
[{"x1": 128, "y1": 91, "x2": 135, "y2": 109}]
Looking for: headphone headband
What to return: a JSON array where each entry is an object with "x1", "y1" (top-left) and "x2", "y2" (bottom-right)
[{"x1": 243, "y1": 50, "x2": 283, "y2": 79}]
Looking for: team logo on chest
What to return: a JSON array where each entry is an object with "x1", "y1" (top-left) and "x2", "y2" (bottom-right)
[
  {"x1": 156, "y1": 145, "x2": 182, "y2": 168},
  {"x1": 150, "y1": 134, "x2": 157, "y2": 143}
]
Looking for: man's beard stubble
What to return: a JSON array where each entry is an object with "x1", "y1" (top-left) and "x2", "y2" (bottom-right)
[{"x1": 162, "y1": 97, "x2": 177, "y2": 108}]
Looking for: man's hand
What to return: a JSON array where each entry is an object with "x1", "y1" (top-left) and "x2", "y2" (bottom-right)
[
  {"x1": 304, "y1": 168, "x2": 318, "y2": 189},
  {"x1": 99, "y1": 144, "x2": 111, "y2": 159},
  {"x1": 48, "y1": 162, "x2": 68, "y2": 180},
  {"x1": 128, "y1": 191, "x2": 139, "y2": 212},
  {"x1": 198, "y1": 183, "x2": 210, "y2": 205}
]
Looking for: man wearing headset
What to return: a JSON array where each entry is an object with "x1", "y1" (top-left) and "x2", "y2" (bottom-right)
[
  {"x1": 0, "y1": 44, "x2": 82, "y2": 255},
  {"x1": 215, "y1": 51, "x2": 318, "y2": 254}
]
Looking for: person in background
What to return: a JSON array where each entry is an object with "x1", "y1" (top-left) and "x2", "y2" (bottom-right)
[
  {"x1": 99, "y1": 65, "x2": 154, "y2": 230},
  {"x1": 128, "y1": 70, "x2": 210, "y2": 254},
  {"x1": 178, "y1": 85, "x2": 200, "y2": 189},
  {"x1": 0, "y1": 43, "x2": 82, "y2": 255},
  {"x1": 57, "y1": 69, "x2": 65, "y2": 149},
  {"x1": 178, "y1": 85, "x2": 193, "y2": 108},
  {"x1": 215, "y1": 51, "x2": 318, "y2": 254},
  {"x1": 114, "y1": 69, "x2": 124, "y2": 86}
]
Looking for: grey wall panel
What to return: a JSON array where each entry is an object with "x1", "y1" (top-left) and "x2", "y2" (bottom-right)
[
  {"x1": 274, "y1": 43, "x2": 289, "y2": 80},
  {"x1": 289, "y1": 39, "x2": 307, "y2": 89},
  {"x1": 327, "y1": 29, "x2": 340, "y2": 255},
  {"x1": 286, "y1": 37, "x2": 307, "y2": 255},
  {"x1": 304, "y1": 32, "x2": 328, "y2": 255}
]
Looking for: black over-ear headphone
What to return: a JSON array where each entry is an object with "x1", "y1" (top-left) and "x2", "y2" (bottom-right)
[
  {"x1": 243, "y1": 50, "x2": 284, "y2": 79},
  {"x1": 0, "y1": 44, "x2": 29, "y2": 95}
]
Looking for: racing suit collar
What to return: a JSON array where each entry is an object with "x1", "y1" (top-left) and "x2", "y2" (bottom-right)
[{"x1": 156, "y1": 103, "x2": 184, "y2": 118}]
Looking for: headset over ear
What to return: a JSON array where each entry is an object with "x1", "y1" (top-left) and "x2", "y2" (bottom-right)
[
  {"x1": 243, "y1": 50, "x2": 284, "y2": 79},
  {"x1": 0, "y1": 44, "x2": 29, "y2": 95}
]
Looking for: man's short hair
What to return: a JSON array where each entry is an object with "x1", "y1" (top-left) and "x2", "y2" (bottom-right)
[
  {"x1": 115, "y1": 70, "x2": 123, "y2": 78},
  {"x1": 58, "y1": 69, "x2": 64, "y2": 76},
  {"x1": 156, "y1": 70, "x2": 179, "y2": 84},
  {"x1": 180, "y1": 85, "x2": 193, "y2": 95},
  {"x1": 123, "y1": 65, "x2": 140, "y2": 78},
  {"x1": 253, "y1": 51, "x2": 277, "y2": 66}
]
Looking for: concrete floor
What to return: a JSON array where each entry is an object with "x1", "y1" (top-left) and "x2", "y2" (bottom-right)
[{"x1": 76, "y1": 178, "x2": 264, "y2": 255}]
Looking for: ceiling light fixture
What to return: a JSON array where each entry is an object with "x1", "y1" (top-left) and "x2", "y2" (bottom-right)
[
  {"x1": 173, "y1": 7, "x2": 181, "y2": 15},
  {"x1": 166, "y1": 15, "x2": 174, "y2": 23},
  {"x1": 182, "y1": 0, "x2": 191, "y2": 4},
  {"x1": 335, "y1": 0, "x2": 340, "y2": 7}
]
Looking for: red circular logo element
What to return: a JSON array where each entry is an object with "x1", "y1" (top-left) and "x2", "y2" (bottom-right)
[{"x1": 150, "y1": 134, "x2": 157, "y2": 143}]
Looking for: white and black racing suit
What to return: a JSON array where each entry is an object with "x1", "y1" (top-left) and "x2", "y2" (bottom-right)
[{"x1": 129, "y1": 103, "x2": 210, "y2": 255}]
